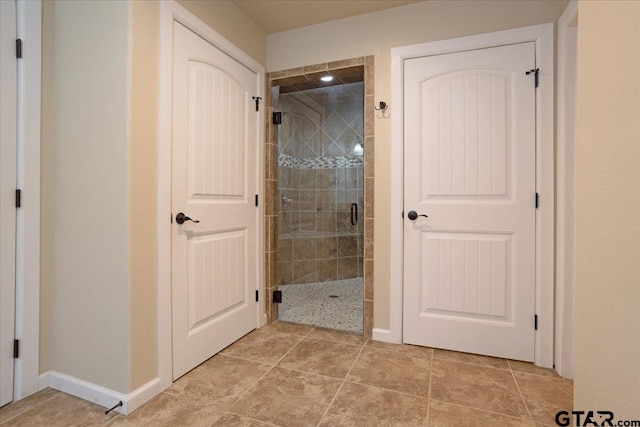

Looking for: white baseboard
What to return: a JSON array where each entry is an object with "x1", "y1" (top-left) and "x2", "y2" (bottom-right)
[
  {"x1": 125, "y1": 378, "x2": 162, "y2": 414},
  {"x1": 372, "y1": 328, "x2": 401, "y2": 344},
  {"x1": 41, "y1": 371, "x2": 127, "y2": 415},
  {"x1": 38, "y1": 371, "x2": 50, "y2": 390},
  {"x1": 38, "y1": 371, "x2": 162, "y2": 415}
]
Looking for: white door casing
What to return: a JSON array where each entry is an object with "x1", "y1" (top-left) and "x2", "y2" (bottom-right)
[
  {"x1": 403, "y1": 43, "x2": 536, "y2": 361},
  {"x1": 171, "y1": 22, "x2": 259, "y2": 380},
  {"x1": 555, "y1": 0, "x2": 578, "y2": 379},
  {"x1": 0, "y1": 0, "x2": 18, "y2": 407},
  {"x1": 1, "y1": 0, "x2": 41, "y2": 403}
]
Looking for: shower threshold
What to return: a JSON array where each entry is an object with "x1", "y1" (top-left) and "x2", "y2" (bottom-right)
[{"x1": 277, "y1": 278, "x2": 363, "y2": 334}]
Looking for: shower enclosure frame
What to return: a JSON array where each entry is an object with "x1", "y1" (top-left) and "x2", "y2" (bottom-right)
[{"x1": 264, "y1": 56, "x2": 375, "y2": 337}]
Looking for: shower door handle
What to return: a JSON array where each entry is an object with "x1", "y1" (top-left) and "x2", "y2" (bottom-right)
[{"x1": 351, "y1": 203, "x2": 358, "y2": 226}]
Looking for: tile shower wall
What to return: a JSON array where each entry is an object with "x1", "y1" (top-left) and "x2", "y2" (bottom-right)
[
  {"x1": 277, "y1": 83, "x2": 364, "y2": 286},
  {"x1": 265, "y1": 56, "x2": 375, "y2": 337}
]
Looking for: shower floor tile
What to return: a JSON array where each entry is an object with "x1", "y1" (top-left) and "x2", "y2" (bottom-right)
[{"x1": 278, "y1": 278, "x2": 363, "y2": 334}]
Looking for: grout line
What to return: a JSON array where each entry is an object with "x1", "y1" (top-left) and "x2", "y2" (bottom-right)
[
  {"x1": 316, "y1": 338, "x2": 368, "y2": 426},
  {"x1": 426, "y1": 348, "x2": 434, "y2": 425},
  {"x1": 254, "y1": 328, "x2": 309, "y2": 371},
  {"x1": 316, "y1": 327, "x2": 366, "y2": 345},
  {"x1": 222, "y1": 329, "x2": 311, "y2": 412},
  {"x1": 301, "y1": 336, "x2": 366, "y2": 350},
  {"x1": 429, "y1": 398, "x2": 535, "y2": 422},
  {"x1": 0, "y1": 390, "x2": 63, "y2": 425},
  {"x1": 431, "y1": 355, "x2": 511, "y2": 371},
  {"x1": 215, "y1": 351, "x2": 273, "y2": 367},
  {"x1": 155, "y1": 329, "x2": 318, "y2": 425},
  {"x1": 275, "y1": 366, "x2": 347, "y2": 383},
  {"x1": 222, "y1": 411, "x2": 281, "y2": 427},
  {"x1": 325, "y1": 344, "x2": 434, "y2": 402},
  {"x1": 341, "y1": 379, "x2": 430, "y2": 401},
  {"x1": 268, "y1": 322, "x2": 317, "y2": 340},
  {"x1": 101, "y1": 413, "x2": 120, "y2": 426},
  {"x1": 363, "y1": 343, "x2": 432, "y2": 359},
  {"x1": 430, "y1": 353, "x2": 537, "y2": 423},
  {"x1": 300, "y1": 324, "x2": 316, "y2": 339},
  {"x1": 511, "y1": 369, "x2": 567, "y2": 381},
  {"x1": 507, "y1": 360, "x2": 565, "y2": 380},
  {"x1": 159, "y1": 389, "x2": 190, "y2": 401},
  {"x1": 509, "y1": 360, "x2": 535, "y2": 423},
  {"x1": 223, "y1": 328, "x2": 317, "y2": 423},
  {"x1": 217, "y1": 352, "x2": 275, "y2": 366}
]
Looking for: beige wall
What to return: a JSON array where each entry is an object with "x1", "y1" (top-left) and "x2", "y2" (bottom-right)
[
  {"x1": 39, "y1": 0, "x2": 54, "y2": 375},
  {"x1": 574, "y1": 0, "x2": 640, "y2": 416},
  {"x1": 129, "y1": 0, "x2": 159, "y2": 391},
  {"x1": 176, "y1": 0, "x2": 266, "y2": 66},
  {"x1": 267, "y1": 0, "x2": 566, "y2": 329},
  {"x1": 40, "y1": 0, "x2": 267, "y2": 393},
  {"x1": 42, "y1": 0, "x2": 132, "y2": 392}
]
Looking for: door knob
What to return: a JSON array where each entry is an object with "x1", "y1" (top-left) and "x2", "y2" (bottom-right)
[
  {"x1": 175, "y1": 212, "x2": 200, "y2": 224},
  {"x1": 407, "y1": 210, "x2": 428, "y2": 220}
]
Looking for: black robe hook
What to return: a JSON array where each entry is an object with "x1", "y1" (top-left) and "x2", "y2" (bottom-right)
[{"x1": 374, "y1": 101, "x2": 388, "y2": 111}]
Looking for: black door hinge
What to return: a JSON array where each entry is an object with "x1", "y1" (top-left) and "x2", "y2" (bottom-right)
[
  {"x1": 272, "y1": 112, "x2": 282, "y2": 125},
  {"x1": 16, "y1": 39, "x2": 22, "y2": 59},
  {"x1": 15, "y1": 189, "x2": 21, "y2": 208},
  {"x1": 13, "y1": 339, "x2": 19, "y2": 358},
  {"x1": 273, "y1": 290, "x2": 282, "y2": 304},
  {"x1": 535, "y1": 192, "x2": 539, "y2": 209},
  {"x1": 255, "y1": 290, "x2": 259, "y2": 302},
  {"x1": 401, "y1": 211, "x2": 404, "y2": 219},
  {"x1": 526, "y1": 68, "x2": 539, "y2": 88},
  {"x1": 252, "y1": 96, "x2": 262, "y2": 112},
  {"x1": 534, "y1": 315, "x2": 538, "y2": 331},
  {"x1": 255, "y1": 194, "x2": 259, "y2": 207}
]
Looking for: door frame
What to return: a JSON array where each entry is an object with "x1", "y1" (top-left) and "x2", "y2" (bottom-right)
[
  {"x1": 158, "y1": 0, "x2": 265, "y2": 391},
  {"x1": 0, "y1": 0, "x2": 42, "y2": 403},
  {"x1": 15, "y1": 0, "x2": 41, "y2": 400},
  {"x1": 389, "y1": 23, "x2": 555, "y2": 368},
  {"x1": 0, "y1": 0, "x2": 18, "y2": 406},
  {"x1": 555, "y1": 1, "x2": 578, "y2": 379}
]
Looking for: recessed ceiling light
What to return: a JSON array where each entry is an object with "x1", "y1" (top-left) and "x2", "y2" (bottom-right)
[
  {"x1": 353, "y1": 141, "x2": 364, "y2": 156},
  {"x1": 320, "y1": 75, "x2": 333, "y2": 82}
]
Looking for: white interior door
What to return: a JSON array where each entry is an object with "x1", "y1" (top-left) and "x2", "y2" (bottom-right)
[
  {"x1": 403, "y1": 42, "x2": 536, "y2": 361},
  {"x1": 0, "y1": 0, "x2": 17, "y2": 407},
  {"x1": 172, "y1": 22, "x2": 259, "y2": 379}
]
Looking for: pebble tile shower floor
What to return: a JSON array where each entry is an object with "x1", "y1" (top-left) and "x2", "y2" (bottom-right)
[
  {"x1": 277, "y1": 278, "x2": 363, "y2": 334},
  {"x1": 0, "y1": 322, "x2": 573, "y2": 426}
]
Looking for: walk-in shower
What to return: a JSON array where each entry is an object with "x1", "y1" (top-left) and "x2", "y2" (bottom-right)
[{"x1": 274, "y1": 77, "x2": 365, "y2": 334}]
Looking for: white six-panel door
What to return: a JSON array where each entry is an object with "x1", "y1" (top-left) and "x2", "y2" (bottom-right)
[
  {"x1": 172, "y1": 22, "x2": 258, "y2": 379},
  {"x1": 403, "y1": 42, "x2": 536, "y2": 361},
  {"x1": 0, "y1": 0, "x2": 17, "y2": 407}
]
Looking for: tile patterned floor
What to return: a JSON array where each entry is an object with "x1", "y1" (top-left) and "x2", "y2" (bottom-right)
[
  {"x1": 0, "y1": 322, "x2": 573, "y2": 426},
  {"x1": 278, "y1": 279, "x2": 363, "y2": 334}
]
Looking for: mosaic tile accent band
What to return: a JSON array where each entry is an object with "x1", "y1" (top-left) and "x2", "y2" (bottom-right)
[{"x1": 278, "y1": 152, "x2": 363, "y2": 169}]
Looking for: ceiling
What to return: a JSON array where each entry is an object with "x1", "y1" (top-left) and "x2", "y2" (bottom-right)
[
  {"x1": 273, "y1": 65, "x2": 364, "y2": 93},
  {"x1": 233, "y1": 0, "x2": 423, "y2": 34}
]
